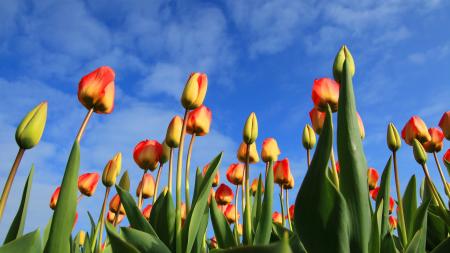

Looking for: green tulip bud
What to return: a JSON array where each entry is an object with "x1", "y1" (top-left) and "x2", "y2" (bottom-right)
[
  {"x1": 412, "y1": 139, "x2": 427, "y2": 165},
  {"x1": 243, "y1": 112, "x2": 258, "y2": 144},
  {"x1": 15, "y1": 101, "x2": 48, "y2": 149},
  {"x1": 387, "y1": 123, "x2": 401, "y2": 152},
  {"x1": 118, "y1": 170, "x2": 130, "y2": 191},
  {"x1": 302, "y1": 124, "x2": 316, "y2": 150},
  {"x1": 333, "y1": 45, "x2": 355, "y2": 84}
]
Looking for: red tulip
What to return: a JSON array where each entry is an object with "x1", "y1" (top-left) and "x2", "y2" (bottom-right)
[
  {"x1": 203, "y1": 163, "x2": 220, "y2": 187},
  {"x1": 272, "y1": 211, "x2": 283, "y2": 225},
  {"x1": 444, "y1": 149, "x2": 450, "y2": 168},
  {"x1": 389, "y1": 216, "x2": 397, "y2": 230},
  {"x1": 401, "y1": 116, "x2": 431, "y2": 145},
  {"x1": 370, "y1": 187, "x2": 379, "y2": 201},
  {"x1": 106, "y1": 210, "x2": 124, "y2": 224},
  {"x1": 389, "y1": 197, "x2": 395, "y2": 214},
  {"x1": 49, "y1": 186, "x2": 61, "y2": 210},
  {"x1": 309, "y1": 108, "x2": 326, "y2": 134},
  {"x1": 261, "y1": 138, "x2": 281, "y2": 163},
  {"x1": 226, "y1": 163, "x2": 244, "y2": 185},
  {"x1": 78, "y1": 66, "x2": 115, "y2": 114},
  {"x1": 142, "y1": 204, "x2": 153, "y2": 219},
  {"x1": 273, "y1": 158, "x2": 292, "y2": 186},
  {"x1": 215, "y1": 184, "x2": 234, "y2": 205},
  {"x1": 136, "y1": 173, "x2": 155, "y2": 199},
  {"x1": 186, "y1": 105, "x2": 212, "y2": 136},
  {"x1": 312, "y1": 78, "x2": 340, "y2": 112},
  {"x1": 181, "y1": 203, "x2": 187, "y2": 225},
  {"x1": 133, "y1": 140, "x2": 163, "y2": 171},
  {"x1": 250, "y1": 178, "x2": 264, "y2": 195},
  {"x1": 223, "y1": 204, "x2": 239, "y2": 224},
  {"x1": 287, "y1": 204, "x2": 295, "y2": 220},
  {"x1": 335, "y1": 161, "x2": 340, "y2": 173},
  {"x1": 78, "y1": 172, "x2": 100, "y2": 197},
  {"x1": 109, "y1": 194, "x2": 125, "y2": 214},
  {"x1": 423, "y1": 128, "x2": 444, "y2": 153},
  {"x1": 367, "y1": 168, "x2": 379, "y2": 190},
  {"x1": 438, "y1": 111, "x2": 450, "y2": 139},
  {"x1": 210, "y1": 236, "x2": 218, "y2": 249}
]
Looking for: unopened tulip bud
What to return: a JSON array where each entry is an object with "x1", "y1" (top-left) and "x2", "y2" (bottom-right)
[
  {"x1": 136, "y1": 173, "x2": 155, "y2": 199},
  {"x1": 333, "y1": 45, "x2": 355, "y2": 84},
  {"x1": 165, "y1": 116, "x2": 183, "y2": 148},
  {"x1": 133, "y1": 140, "x2": 163, "y2": 171},
  {"x1": 261, "y1": 138, "x2": 281, "y2": 162},
  {"x1": 272, "y1": 211, "x2": 283, "y2": 225},
  {"x1": 15, "y1": 101, "x2": 48, "y2": 149},
  {"x1": 444, "y1": 149, "x2": 450, "y2": 169},
  {"x1": 423, "y1": 128, "x2": 444, "y2": 153},
  {"x1": 78, "y1": 172, "x2": 100, "y2": 197},
  {"x1": 142, "y1": 204, "x2": 153, "y2": 219},
  {"x1": 312, "y1": 78, "x2": 340, "y2": 112},
  {"x1": 273, "y1": 158, "x2": 291, "y2": 186},
  {"x1": 49, "y1": 186, "x2": 61, "y2": 210},
  {"x1": 226, "y1": 163, "x2": 244, "y2": 185},
  {"x1": 78, "y1": 66, "x2": 115, "y2": 114},
  {"x1": 302, "y1": 124, "x2": 316, "y2": 150},
  {"x1": 389, "y1": 216, "x2": 397, "y2": 230},
  {"x1": 106, "y1": 211, "x2": 124, "y2": 224},
  {"x1": 357, "y1": 112, "x2": 365, "y2": 139},
  {"x1": 102, "y1": 152, "x2": 122, "y2": 187},
  {"x1": 309, "y1": 108, "x2": 326, "y2": 134},
  {"x1": 413, "y1": 139, "x2": 427, "y2": 165},
  {"x1": 181, "y1": 73, "x2": 208, "y2": 110},
  {"x1": 79, "y1": 230, "x2": 86, "y2": 246},
  {"x1": 160, "y1": 141, "x2": 170, "y2": 164},
  {"x1": 224, "y1": 204, "x2": 239, "y2": 224},
  {"x1": 401, "y1": 116, "x2": 431, "y2": 145},
  {"x1": 285, "y1": 173, "x2": 294, "y2": 190},
  {"x1": 109, "y1": 194, "x2": 125, "y2": 214},
  {"x1": 237, "y1": 142, "x2": 260, "y2": 163},
  {"x1": 243, "y1": 112, "x2": 258, "y2": 144},
  {"x1": 439, "y1": 111, "x2": 450, "y2": 140},
  {"x1": 387, "y1": 123, "x2": 401, "y2": 152},
  {"x1": 250, "y1": 178, "x2": 264, "y2": 196},
  {"x1": 367, "y1": 168, "x2": 379, "y2": 190},
  {"x1": 186, "y1": 105, "x2": 212, "y2": 136},
  {"x1": 203, "y1": 163, "x2": 220, "y2": 187},
  {"x1": 181, "y1": 203, "x2": 187, "y2": 225},
  {"x1": 215, "y1": 184, "x2": 233, "y2": 205},
  {"x1": 118, "y1": 171, "x2": 130, "y2": 191}
]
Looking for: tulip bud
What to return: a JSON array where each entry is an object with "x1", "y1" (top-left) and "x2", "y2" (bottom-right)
[
  {"x1": 203, "y1": 163, "x2": 220, "y2": 187},
  {"x1": 387, "y1": 123, "x2": 401, "y2": 152},
  {"x1": 142, "y1": 204, "x2": 153, "y2": 219},
  {"x1": 79, "y1": 230, "x2": 86, "y2": 246},
  {"x1": 389, "y1": 216, "x2": 397, "y2": 230},
  {"x1": 165, "y1": 116, "x2": 183, "y2": 148},
  {"x1": 236, "y1": 224, "x2": 243, "y2": 235},
  {"x1": 102, "y1": 152, "x2": 122, "y2": 187},
  {"x1": 370, "y1": 187, "x2": 379, "y2": 201},
  {"x1": 136, "y1": 173, "x2": 155, "y2": 199},
  {"x1": 389, "y1": 197, "x2": 395, "y2": 214},
  {"x1": 443, "y1": 149, "x2": 450, "y2": 170},
  {"x1": 333, "y1": 45, "x2": 355, "y2": 84},
  {"x1": 423, "y1": 128, "x2": 444, "y2": 153},
  {"x1": 15, "y1": 101, "x2": 48, "y2": 149},
  {"x1": 367, "y1": 168, "x2": 379, "y2": 190},
  {"x1": 272, "y1": 211, "x2": 283, "y2": 225},
  {"x1": 209, "y1": 237, "x2": 218, "y2": 249},
  {"x1": 309, "y1": 108, "x2": 326, "y2": 135},
  {"x1": 273, "y1": 158, "x2": 291, "y2": 186},
  {"x1": 250, "y1": 178, "x2": 264, "y2": 196},
  {"x1": 311, "y1": 78, "x2": 340, "y2": 112},
  {"x1": 215, "y1": 184, "x2": 233, "y2": 205},
  {"x1": 261, "y1": 138, "x2": 281, "y2": 162},
  {"x1": 243, "y1": 112, "x2": 258, "y2": 144},
  {"x1": 160, "y1": 141, "x2": 170, "y2": 165},
  {"x1": 109, "y1": 194, "x2": 125, "y2": 214},
  {"x1": 118, "y1": 171, "x2": 130, "y2": 191},
  {"x1": 401, "y1": 116, "x2": 431, "y2": 145},
  {"x1": 412, "y1": 139, "x2": 427, "y2": 165},
  {"x1": 288, "y1": 205, "x2": 295, "y2": 220},
  {"x1": 78, "y1": 172, "x2": 100, "y2": 197},
  {"x1": 181, "y1": 73, "x2": 208, "y2": 110},
  {"x1": 186, "y1": 105, "x2": 212, "y2": 136},
  {"x1": 302, "y1": 124, "x2": 316, "y2": 150},
  {"x1": 226, "y1": 163, "x2": 245, "y2": 185},
  {"x1": 285, "y1": 173, "x2": 294, "y2": 190},
  {"x1": 78, "y1": 66, "x2": 115, "y2": 114},
  {"x1": 438, "y1": 111, "x2": 450, "y2": 140},
  {"x1": 237, "y1": 142, "x2": 260, "y2": 164},
  {"x1": 133, "y1": 140, "x2": 163, "y2": 171},
  {"x1": 357, "y1": 112, "x2": 365, "y2": 139},
  {"x1": 106, "y1": 211, "x2": 124, "y2": 224},
  {"x1": 223, "y1": 204, "x2": 239, "y2": 224},
  {"x1": 49, "y1": 186, "x2": 61, "y2": 210}
]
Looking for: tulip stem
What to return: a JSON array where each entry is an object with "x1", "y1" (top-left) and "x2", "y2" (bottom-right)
[
  {"x1": 392, "y1": 151, "x2": 407, "y2": 247},
  {"x1": 243, "y1": 143, "x2": 253, "y2": 245},
  {"x1": 112, "y1": 207, "x2": 120, "y2": 227},
  {"x1": 307, "y1": 149, "x2": 311, "y2": 168},
  {"x1": 285, "y1": 189, "x2": 292, "y2": 231},
  {"x1": 280, "y1": 185, "x2": 286, "y2": 227},
  {"x1": 330, "y1": 147, "x2": 340, "y2": 190},
  {"x1": 433, "y1": 152, "x2": 450, "y2": 197},
  {"x1": 168, "y1": 148, "x2": 174, "y2": 194},
  {"x1": 138, "y1": 170, "x2": 147, "y2": 209},
  {"x1": 175, "y1": 109, "x2": 189, "y2": 253},
  {"x1": 77, "y1": 194, "x2": 83, "y2": 203},
  {"x1": 421, "y1": 163, "x2": 446, "y2": 210},
  {"x1": 153, "y1": 164, "x2": 163, "y2": 205},
  {"x1": 75, "y1": 108, "x2": 94, "y2": 143},
  {"x1": 185, "y1": 134, "x2": 196, "y2": 213},
  {"x1": 234, "y1": 184, "x2": 240, "y2": 239},
  {"x1": 265, "y1": 162, "x2": 269, "y2": 179},
  {"x1": 0, "y1": 148, "x2": 25, "y2": 222},
  {"x1": 95, "y1": 187, "x2": 110, "y2": 253}
]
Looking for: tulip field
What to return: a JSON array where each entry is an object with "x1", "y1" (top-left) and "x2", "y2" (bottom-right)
[{"x1": 1, "y1": 45, "x2": 450, "y2": 253}]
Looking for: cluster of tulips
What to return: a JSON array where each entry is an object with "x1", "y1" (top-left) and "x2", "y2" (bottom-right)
[{"x1": 0, "y1": 45, "x2": 450, "y2": 253}]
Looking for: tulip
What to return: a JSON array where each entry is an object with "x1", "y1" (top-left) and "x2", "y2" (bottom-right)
[
  {"x1": 78, "y1": 66, "x2": 115, "y2": 114},
  {"x1": 237, "y1": 142, "x2": 260, "y2": 164},
  {"x1": 288, "y1": 204, "x2": 295, "y2": 220},
  {"x1": 215, "y1": 184, "x2": 234, "y2": 205},
  {"x1": 357, "y1": 112, "x2": 365, "y2": 139},
  {"x1": 142, "y1": 204, "x2": 153, "y2": 220},
  {"x1": 389, "y1": 197, "x2": 395, "y2": 214},
  {"x1": 109, "y1": 194, "x2": 125, "y2": 214},
  {"x1": 272, "y1": 211, "x2": 283, "y2": 225},
  {"x1": 370, "y1": 187, "x2": 379, "y2": 201},
  {"x1": 273, "y1": 159, "x2": 291, "y2": 186},
  {"x1": 186, "y1": 105, "x2": 212, "y2": 136},
  {"x1": 223, "y1": 204, "x2": 239, "y2": 224},
  {"x1": 181, "y1": 203, "x2": 187, "y2": 225},
  {"x1": 401, "y1": 116, "x2": 431, "y2": 145},
  {"x1": 78, "y1": 172, "x2": 100, "y2": 197},
  {"x1": 309, "y1": 108, "x2": 326, "y2": 135},
  {"x1": 226, "y1": 163, "x2": 244, "y2": 185},
  {"x1": 181, "y1": 73, "x2": 208, "y2": 110},
  {"x1": 444, "y1": 149, "x2": 450, "y2": 169},
  {"x1": 15, "y1": 101, "x2": 48, "y2": 149},
  {"x1": 439, "y1": 111, "x2": 450, "y2": 140},
  {"x1": 243, "y1": 112, "x2": 258, "y2": 144},
  {"x1": 367, "y1": 168, "x2": 379, "y2": 190},
  {"x1": 285, "y1": 173, "x2": 294, "y2": 190},
  {"x1": 302, "y1": 124, "x2": 316, "y2": 150},
  {"x1": 413, "y1": 139, "x2": 427, "y2": 165},
  {"x1": 236, "y1": 223, "x2": 243, "y2": 235},
  {"x1": 387, "y1": 123, "x2": 401, "y2": 152},
  {"x1": 102, "y1": 152, "x2": 122, "y2": 187},
  {"x1": 160, "y1": 141, "x2": 170, "y2": 165},
  {"x1": 250, "y1": 178, "x2": 264, "y2": 195},
  {"x1": 423, "y1": 128, "x2": 444, "y2": 153},
  {"x1": 136, "y1": 173, "x2": 156, "y2": 199},
  {"x1": 209, "y1": 237, "x2": 218, "y2": 249},
  {"x1": 133, "y1": 140, "x2": 163, "y2": 171},
  {"x1": 79, "y1": 230, "x2": 86, "y2": 246},
  {"x1": 389, "y1": 216, "x2": 397, "y2": 230},
  {"x1": 333, "y1": 45, "x2": 355, "y2": 84},
  {"x1": 203, "y1": 163, "x2": 220, "y2": 187},
  {"x1": 165, "y1": 116, "x2": 183, "y2": 148},
  {"x1": 49, "y1": 186, "x2": 61, "y2": 210},
  {"x1": 261, "y1": 138, "x2": 281, "y2": 163},
  {"x1": 106, "y1": 211, "x2": 124, "y2": 225},
  {"x1": 335, "y1": 161, "x2": 340, "y2": 173},
  {"x1": 311, "y1": 78, "x2": 340, "y2": 112}
]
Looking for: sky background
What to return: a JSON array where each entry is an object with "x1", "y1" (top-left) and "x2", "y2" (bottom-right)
[{"x1": 0, "y1": 0, "x2": 449, "y2": 241}]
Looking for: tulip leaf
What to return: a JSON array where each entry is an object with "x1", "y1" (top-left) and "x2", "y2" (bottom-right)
[
  {"x1": 0, "y1": 229, "x2": 41, "y2": 253},
  {"x1": 182, "y1": 152, "x2": 223, "y2": 253},
  {"x1": 104, "y1": 223, "x2": 140, "y2": 253},
  {"x1": 3, "y1": 165, "x2": 34, "y2": 244},
  {"x1": 210, "y1": 198, "x2": 236, "y2": 249},
  {"x1": 369, "y1": 201, "x2": 384, "y2": 253},
  {"x1": 192, "y1": 167, "x2": 203, "y2": 203},
  {"x1": 210, "y1": 234, "x2": 292, "y2": 253},
  {"x1": 294, "y1": 106, "x2": 350, "y2": 253},
  {"x1": 426, "y1": 209, "x2": 448, "y2": 249},
  {"x1": 375, "y1": 157, "x2": 392, "y2": 239},
  {"x1": 153, "y1": 191, "x2": 175, "y2": 250},
  {"x1": 404, "y1": 200, "x2": 430, "y2": 252},
  {"x1": 380, "y1": 233, "x2": 399, "y2": 253},
  {"x1": 120, "y1": 227, "x2": 172, "y2": 253},
  {"x1": 431, "y1": 236, "x2": 450, "y2": 253},
  {"x1": 253, "y1": 162, "x2": 274, "y2": 245},
  {"x1": 44, "y1": 142, "x2": 80, "y2": 253},
  {"x1": 402, "y1": 175, "x2": 417, "y2": 240},
  {"x1": 252, "y1": 174, "x2": 263, "y2": 232},
  {"x1": 86, "y1": 211, "x2": 96, "y2": 243},
  {"x1": 192, "y1": 206, "x2": 209, "y2": 253}
]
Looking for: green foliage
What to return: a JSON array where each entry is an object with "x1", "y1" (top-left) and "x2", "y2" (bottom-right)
[{"x1": 0, "y1": 229, "x2": 42, "y2": 253}]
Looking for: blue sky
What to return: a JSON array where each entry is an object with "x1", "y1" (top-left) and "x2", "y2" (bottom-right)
[{"x1": 0, "y1": 0, "x2": 449, "y2": 240}]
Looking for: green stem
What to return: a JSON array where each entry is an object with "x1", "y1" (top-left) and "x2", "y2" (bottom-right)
[
  {"x1": 168, "y1": 148, "x2": 174, "y2": 194},
  {"x1": 243, "y1": 143, "x2": 253, "y2": 245},
  {"x1": 392, "y1": 151, "x2": 407, "y2": 246},
  {"x1": 307, "y1": 149, "x2": 311, "y2": 169},
  {"x1": 185, "y1": 134, "x2": 196, "y2": 213},
  {"x1": 433, "y1": 152, "x2": 450, "y2": 197},
  {"x1": 330, "y1": 146, "x2": 340, "y2": 190},
  {"x1": 153, "y1": 164, "x2": 163, "y2": 205},
  {"x1": 285, "y1": 188, "x2": 292, "y2": 231},
  {"x1": 75, "y1": 108, "x2": 94, "y2": 143},
  {"x1": 0, "y1": 148, "x2": 25, "y2": 222},
  {"x1": 95, "y1": 187, "x2": 110, "y2": 253},
  {"x1": 280, "y1": 185, "x2": 285, "y2": 227},
  {"x1": 421, "y1": 163, "x2": 446, "y2": 210}
]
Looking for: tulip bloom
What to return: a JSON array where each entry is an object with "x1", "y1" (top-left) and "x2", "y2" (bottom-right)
[
  {"x1": 288, "y1": 204, "x2": 295, "y2": 220},
  {"x1": 285, "y1": 173, "x2": 294, "y2": 189},
  {"x1": 160, "y1": 141, "x2": 170, "y2": 165},
  {"x1": 237, "y1": 142, "x2": 260, "y2": 163},
  {"x1": 439, "y1": 111, "x2": 450, "y2": 139},
  {"x1": 181, "y1": 73, "x2": 208, "y2": 110},
  {"x1": 401, "y1": 116, "x2": 431, "y2": 145},
  {"x1": 78, "y1": 66, "x2": 115, "y2": 114},
  {"x1": 142, "y1": 204, "x2": 153, "y2": 219},
  {"x1": 444, "y1": 149, "x2": 450, "y2": 168},
  {"x1": 133, "y1": 140, "x2": 163, "y2": 171},
  {"x1": 250, "y1": 178, "x2": 264, "y2": 195},
  {"x1": 312, "y1": 78, "x2": 340, "y2": 112},
  {"x1": 335, "y1": 161, "x2": 340, "y2": 173},
  {"x1": 223, "y1": 204, "x2": 239, "y2": 224},
  {"x1": 136, "y1": 173, "x2": 156, "y2": 199},
  {"x1": 203, "y1": 163, "x2": 220, "y2": 187},
  {"x1": 370, "y1": 187, "x2": 379, "y2": 201},
  {"x1": 389, "y1": 197, "x2": 395, "y2": 214},
  {"x1": 367, "y1": 168, "x2": 379, "y2": 190},
  {"x1": 389, "y1": 216, "x2": 397, "y2": 230},
  {"x1": 49, "y1": 186, "x2": 61, "y2": 210},
  {"x1": 261, "y1": 138, "x2": 281, "y2": 163},
  {"x1": 181, "y1": 203, "x2": 187, "y2": 225},
  {"x1": 109, "y1": 194, "x2": 125, "y2": 214},
  {"x1": 106, "y1": 211, "x2": 124, "y2": 224},
  {"x1": 215, "y1": 184, "x2": 234, "y2": 205},
  {"x1": 273, "y1": 158, "x2": 292, "y2": 186},
  {"x1": 226, "y1": 163, "x2": 244, "y2": 185},
  {"x1": 210, "y1": 236, "x2": 218, "y2": 249},
  {"x1": 309, "y1": 108, "x2": 326, "y2": 135},
  {"x1": 165, "y1": 116, "x2": 183, "y2": 148},
  {"x1": 186, "y1": 105, "x2": 212, "y2": 136},
  {"x1": 387, "y1": 123, "x2": 401, "y2": 152},
  {"x1": 102, "y1": 152, "x2": 122, "y2": 187},
  {"x1": 272, "y1": 211, "x2": 283, "y2": 225},
  {"x1": 78, "y1": 172, "x2": 100, "y2": 197},
  {"x1": 15, "y1": 101, "x2": 48, "y2": 150},
  {"x1": 423, "y1": 128, "x2": 444, "y2": 153}
]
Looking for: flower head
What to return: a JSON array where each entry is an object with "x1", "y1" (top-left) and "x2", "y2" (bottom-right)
[
  {"x1": 106, "y1": 211, "x2": 124, "y2": 224},
  {"x1": 102, "y1": 152, "x2": 122, "y2": 187},
  {"x1": 272, "y1": 211, "x2": 283, "y2": 225},
  {"x1": 367, "y1": 168, "x2": 379, "y2": 190},
  {"x1": 165, "y1": 116, "x2": 183, "y2": 148},
  {"x1": 78, "y1": 172, "x2": 100, "y2": 197},
  {"x1": 109, "y1": 194, "x2": 125, "y2": 214},
  {"x1": 333, "y1": 45, "x2": 355, "y2": 84},
  {"x1": 223, "y1": 204, "x2": 239, "y2": 224},
  {"x1": 423, "y1": 128, "x2": 444, "y2": 153},
  {"x1": 186, "y1": 105, "x2": 212, "y2": 136},
  {"x1": 401, "y1": 116, "x2": 431, "y2": 145},
  {"x1": 49, "y1": 186, "x2": 61, "y2": 210},
  {"x1": 136, "y1": 173, "x2": 155, "y2": 199},
  {"x1": 273, "y1": 158, "x2": 292, "y2": 186},
  {"x1": 243, "y1": 112, "x2": 258, "y2": 144},
  {"x1": 142, "y1": 204, "x2": 153, "y2": 220},
  {"x1": 250, "y1": 178, "x2": 264, "y2": 196},
  {"x1": 226, "y1": 163, "x2": 244, "y2": 185},
  {"x1": 15, "y1": 101, "x2": 48, "y2": 149},
  {"x1": 237, "y1": 142, "x2": 260, "y2": 163},
  {"x1": 312, "y1": 78, "x2": 340, "y2": 112},
  {"x1": 133, "y1": 140, "x2": 163, "y2": 171},
  {"x1": 78, "y1": 66, "x2": 115, "y2": 113},
  {"x1": 302, "y1": 124, "x2": 316, "y2": 150},
  {"x1": 261, "y1": 138, "x2": 281, "y2": 163},
  {"x1": 309, "y1": 108, "x2": 326, "y2": 135},
  {"x1": 215, "y1": 184, "x2": 234, "y2": 205},
  {"x1": 181, "y1": 73, "x2": 208, "y2": 110},
  {"x1": 203, "y1": 163, "x2": 220, "y2": 187},
  {"x1": 438, "y1": 111, "x2": 450, "y2": 140},
  {"x1": 389, "y1": 216, "x2": 397, "y2": 230}
]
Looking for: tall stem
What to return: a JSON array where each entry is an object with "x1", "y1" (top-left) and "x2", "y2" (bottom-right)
[
  {"x1": 421, "y1": 164, "x2": 446, "y2": 209},
  {"x1": 96, "y1": 187, "x2": 110, "y2": 253},
  {"x1": 0, "y1": 148, "x2": 25, "y2": 222},
  {"x1": 185, "y1": 134, "x2": 196, "y2": 212},
  {"x1": 243, "y1": 143, "x2": 252, "y2": 244},
  {"x1": 433, "y1": 152, "x2": 450, "y2": 197},
  {"x1": 235, "y1": 184, "x2": 240, "y2": 244},
  {"x1": 285, "y1": 189, "x2": 292, "y2": 231},
  {"x1": 330, "y1": 146, "x2": 340, "y2": 190},
  {"x1": 138, "y1": 170, "x2": 147, "y2": 209},
  {"x1": 392, "y1": 151, "x2": 407, "y2": 246},
  {"x1": 265, "y1": 162, "x2": 269, "y2": 178},
  {"x1": 168, "y1": 148, "x2": 174, "y2": 194},
  {"x1": 280, "y1": 185, "x2": 285, "y2": 227},
  {"x1": 77, "y1": 194, "x2": 83, "y2": 203},
  {"x1": 153, "y1": 164, "x2": 163, "y2": 205},
  {"x1": 307, "y1": 149, "x2": 311, "y2": 168},
  {"x1": 75, "y1": 108, "x2": 94, "y2": 143}
]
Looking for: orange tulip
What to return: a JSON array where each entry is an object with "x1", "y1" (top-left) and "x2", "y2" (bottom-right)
[
  {"x1": 389, "y1": 197, "x2": 395, "y2": 214},
  {"x1": 136, "y1": 173, "x2": 155, "y2": 199},
  {"x1": 261, "y1": 138, "x2": 281, "y2": 163},
  {"x1": 273, "y1": 158, "x2": 292, "y2": 186},
  {"x1": 272, "y1": 211, "x2": 283, "y2": 225},
  {"x1": 423, "y1": 128, "x2": 444, "y2": 153},
  {"x1": 215, "y1": 184, "x2": 234, "y2": 205},
  {"x1": 49, "y1": 186, "x2": 60, "y2": 210},
  {"x1": 223, "y1": 204, "x2": 239, "y2": 224},
  {"x1": 208, "y1": 188, "x2": 216, "y2": 204},
  {"x1": 401, "y1": 116, "x2": 431, "y2": 145},
  {"x1": 439, "y1": 111, "x2": 450, "y2": 139},
  {"x1": 78, "y1": 66, "x2": 115, "y2": 114},
  {"x1": 444, "y1": 149, "x2": 450, "y2": 168},
  {"x1": 133, "y1": 140, "x2": 163, "y2": 171},
  {"x1": 109, "y1": 194, "x2": 125, "y2": 214},
  {"x1": 78, "y1": 172, "x2": 100, "y2": 197},
  {"x1": 370, "y1": 187, "x2": 379, "y2": 201},
  {"x1": 203, "y1": 163, "x2": 220, "y2": 187},
  {"x1": 357, "y1": 112, "x2": 365, "y2": 139},
  {"x1": 309, "y1": 108, "x2": 326, "y2": 134},
  {"x1": 106, "y1": 210, "x2": 124, "y2": 224},
  {"x1": 181, "y1": 73, "x2": 208, "y2": 110},
  {"x1": 389, "y1": 216, "x2": 397, "y2": 230},
  {"x1": 142, "y1": 204, "x2": 153, "y2": 219},
  {"x1": 288, "y1": 204, "x2": 295, "y2": 220},
  {"x1": 250, "y1": 178, "x2": 264, "y2": 195},
  {"x1": 226, "y1": 163, "x2": 244, "y2": 185},
  {"x1": 186, "y1": 105, "x2": 212, "y2": 136},
  {"x1": 237, "y1": 142, "x2": 260, "y2": 163},
  {"x1": 367, "y1": 168, "x2": 379, "y2": 190},
  {"x1": 312, "y1": 78, "x2": 340, "y2": 112}
]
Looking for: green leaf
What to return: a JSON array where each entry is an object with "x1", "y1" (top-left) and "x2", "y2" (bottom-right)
[
  {"x1": 426, "y1": 208, "x2": 447, "y2": 249},
  {"x1": 405, "y1": 229, "x2": 425, "y2": 253},
  {"x1": 3, "y1": 166, "x2": 34, "y2": 244},
  {"x1": 44, "y1": 142, "x2": 80, "y2": 253},
  {"x1": 120, "y1": 227, "x2": 172, "y2": 253},
  {"x1": 431, "y1": 236, "x2": 450, "y2": 253},
  {"x1": 104, "y1": 223, "x2": 139, "y2": 253},
  {"x1": 380, "y1": 233, "x2": 399, "y2": 253},
  {"x1": 252, "y1": 174, "x2": 263, "y2": 232},
  {"x1": 337, "y1": 59, "x2": 371, "y2": 253},
  {"x1": 155, "y1": 192, "x2": 176, "y2": 250},
  {"x1": 253, "y1": 163, "x2": 274, "y2": 245},
  {"x1": 192, "y1": 206, "x2": 209, "y2": 253},
  {"x1": 369, "y1": 201, "x2": 384, "y2": 253},
  {"x1": 210, "y1": 234, "x2": 292, "y2": 253},
  {"x1": 0, "y1": 229, "x2": 41, "y2": 253},
  {"x1": 375, "y1": 157, "x2": 392, "y2": 239},
  {"x1": 405, "y1": 200, "x2": 430, "y2": 252},
  {"x1": 402, "y1": 175, "x2": 417, "y2": 240},
  {"x1": 86, "y1": 211, "x2": 96, "y2": 243},
  {"x1": 192, "y1": 167, "x2": 203, "y2": 203},
  {"x1": 210, "y1": 197, "x2": 236, "y2": 248},
  {"x1": 294, "y1": 106, "x2": 350, "y2": 253}
]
